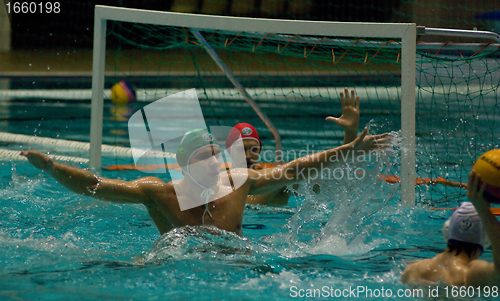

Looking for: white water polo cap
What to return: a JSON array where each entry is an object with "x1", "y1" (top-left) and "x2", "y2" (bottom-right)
[{"x1": 441, "y1": 202, "x2": 490, "y2": 248}]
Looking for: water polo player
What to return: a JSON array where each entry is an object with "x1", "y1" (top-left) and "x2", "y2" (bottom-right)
[
  {"x1": 402, "y1": 150, "x2": 500, "y2": 287},
  {"x1": 226, "y1": 88, "x2": 362, "y2": 206},
  {"x1": 21, "y1": 124, "x2": 389, "y2": 236}
]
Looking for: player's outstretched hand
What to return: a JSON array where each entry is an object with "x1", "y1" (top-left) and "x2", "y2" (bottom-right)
[
  {"x1": 350, "y1": 128, "x2": 391, "y2": 153},
  {"x1": 20, "y1": 151, "x2": 53, "y2": 171},
  {"x1": 326, "y1": 88, "x2": 360, "y2": 133}
]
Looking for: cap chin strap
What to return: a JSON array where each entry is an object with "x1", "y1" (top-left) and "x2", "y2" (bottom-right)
[
  {"x1": 184, "y1": 143, "x2": 217, "y2": 225},
  {"x1": 200, "y1": 187, "x2": 215, "y2": 225},
  {"x1": 186, "y1": 171, "x2": 214, "y2": 225}
]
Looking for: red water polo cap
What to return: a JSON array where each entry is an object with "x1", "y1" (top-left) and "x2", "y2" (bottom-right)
[{"x1": 225, "y1": 123, "x2": 262, "y2": 151}]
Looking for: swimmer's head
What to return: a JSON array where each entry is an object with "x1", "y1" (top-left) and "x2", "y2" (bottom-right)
[
  {"x1": 473, "y1": 149, "x2": 500, "y2": 203},
  {"x1": 225, "y1": 123, "x2": 262, "y2": 168},
  {"x1": 176, "y1": 129, "x2": 220, "y2": 176},
  {"x1": 441, "y1": 202, "x2": 489, "y2": 253}
]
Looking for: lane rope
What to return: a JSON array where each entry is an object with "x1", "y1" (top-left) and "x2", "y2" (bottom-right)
[
  {"x1": 0, "y1": 132, "x2": 175, "y2": 159},
  {"x1": 0, "y1": 148, "x2": 89, "y2": 163},
  {"x1": 1, "y1": 86, "x2": 494, "y2": 102}
]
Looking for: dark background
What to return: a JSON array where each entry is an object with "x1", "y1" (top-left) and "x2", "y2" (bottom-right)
[
  {"x1": 9, "y1": 0, "x2": 402, "y2": 49},
  {"x1": 7, "y1": 0, "x2": 500, "y2": 50}
]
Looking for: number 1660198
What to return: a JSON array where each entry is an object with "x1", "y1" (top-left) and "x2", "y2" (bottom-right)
[{"x1": 5, "y1": 2, "x2": 60, "y2": 14}]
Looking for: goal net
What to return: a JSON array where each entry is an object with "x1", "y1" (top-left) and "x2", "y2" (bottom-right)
[
  {"x1": 415, "y1": 49, "x2": 500, "y2": 205},
  {"x1": 90, "y1": 5, "x2": 416, "y2": 204}
]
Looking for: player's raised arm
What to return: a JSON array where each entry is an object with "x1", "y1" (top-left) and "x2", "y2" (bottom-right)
[
  {"x1": 247, "y1": 128, "x2": 390, "y2": 195},
  {"x1": 466, "y1": 172, "x2": 500, "y2": 286},
  {"x1": 20, "y1": 151, "x2": 158, "y2": 206},
  {"x1": 326, "y1": 88, "x2": 360, "y2": 145}
]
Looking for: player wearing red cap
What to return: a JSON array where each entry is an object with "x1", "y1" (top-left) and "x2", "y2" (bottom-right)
[
  {"x1": 225, "y1": 88, "x2": 361, "y2": 206},
  {"x1": 225, "y1": 123, "x2": 263, "y2": 171},
  {"x1": 225, "y1": 122, "x2": 291, "y2": 205}
]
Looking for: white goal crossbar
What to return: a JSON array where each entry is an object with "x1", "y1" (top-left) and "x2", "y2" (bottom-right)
[{"x1": 90, "y1": 5, "x2": 416, "y2": 206}]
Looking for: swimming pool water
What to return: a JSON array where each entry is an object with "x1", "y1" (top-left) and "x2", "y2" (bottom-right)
[{"x1": 0, "y1": 97, "x2": 496, "y2": 300}]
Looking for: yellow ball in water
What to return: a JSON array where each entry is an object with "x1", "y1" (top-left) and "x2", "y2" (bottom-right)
[
  {"x1": 110, "y1": 81, "x2": 136, "y2": 104},
  {"x1": 473, "y1": 149, "x2": 500, "y2": 203}
]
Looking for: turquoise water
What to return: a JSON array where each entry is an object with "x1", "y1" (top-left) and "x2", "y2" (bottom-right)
[{"x1": 0, "y1": 97, "x2": 496, "y2": 300}]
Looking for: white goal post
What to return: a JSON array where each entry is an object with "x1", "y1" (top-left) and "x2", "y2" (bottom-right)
[{"x1": 90, "y1": 5, "x2": 416, "y2": 206}]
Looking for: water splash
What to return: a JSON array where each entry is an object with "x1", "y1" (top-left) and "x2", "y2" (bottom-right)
[
  {"x1": 143, "y1": 225, "x2": 272, "y2": 263},
  {"x1": 278, "y1": 128, "x2": 402, "y2": 256}
]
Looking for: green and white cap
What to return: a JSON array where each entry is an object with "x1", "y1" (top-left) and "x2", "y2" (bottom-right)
[
  {"x1": 175, "y1": 129, "x2": 220, "y2": 221},
  {"x1": 176, "y1": 129, "x2": 219, "y2": 174}
]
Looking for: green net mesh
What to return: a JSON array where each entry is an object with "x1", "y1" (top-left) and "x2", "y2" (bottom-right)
[
  {"x1": 104, "y1": 21, "x2": 402, "y2": 154},
  {"x1": 415, "y1": 51, "x2": 500, "y2": 205}
]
